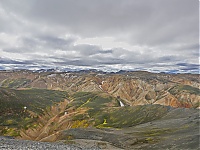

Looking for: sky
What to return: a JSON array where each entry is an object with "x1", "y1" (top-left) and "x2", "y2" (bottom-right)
[{"x1": 0, "y1": 0, "x2": 199, "y2": 73}]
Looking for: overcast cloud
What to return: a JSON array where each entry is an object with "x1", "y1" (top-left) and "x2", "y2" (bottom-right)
[{"x1": 0, "y1": 0, "x2": 199, "y2": 73}]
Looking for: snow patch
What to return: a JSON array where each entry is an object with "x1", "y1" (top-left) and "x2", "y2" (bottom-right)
[
  {"x1": 119, "y1": 100, "x2": 125, "y2": 107},
  {"x1": 47, "y1": 74, "x2": 56, "y2": 78},
  {"x1": 99, "y1": 85, "x2": 103, "y2": 90}
]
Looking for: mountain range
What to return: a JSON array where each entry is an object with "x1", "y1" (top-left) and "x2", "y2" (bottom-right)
[{"x1": 0, "y1": 70, "x2": 199, "y2": 149}]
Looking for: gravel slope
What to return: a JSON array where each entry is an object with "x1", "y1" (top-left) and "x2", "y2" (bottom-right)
[{"x1": 0, "y1": 136, "x2": 99, "y2": 150}]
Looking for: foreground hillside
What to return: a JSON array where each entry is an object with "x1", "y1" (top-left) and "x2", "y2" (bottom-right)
[
  {"x1": 1, "y1": 103, "x2": 199, "y2": 150},
  {"x1": 0, "y1": 87, "x2": 199, "y2": 149},
  {"x1": 0, "y1": 70, "x2": 199, "y2": 108},
  {"x1": 19, "y1": 101, "x2": 200, "y2": 149}
]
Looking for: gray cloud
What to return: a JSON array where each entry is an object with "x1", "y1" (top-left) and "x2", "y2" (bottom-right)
[
  {"x1": 0, "y1": 57, "x2": 25, "y2": 64},
  {"x1": 0, "y1": 0, "x2": 198, "y2": 73},
  {"x1": 176, "y1": 63, "x2": 199, "y2": 71}
]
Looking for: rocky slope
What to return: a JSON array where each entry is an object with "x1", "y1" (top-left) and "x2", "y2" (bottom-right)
[{"x1": 0, "y1": 136, "x2": 93, "y2": 150}]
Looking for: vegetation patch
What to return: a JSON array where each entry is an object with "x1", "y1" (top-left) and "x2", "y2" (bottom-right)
[
  {"x1": 169, "y1": 85, "x2": 200, "y2": 95},
  {"x1": 143, "y1": 128, "x2": 175, "y2": 136},
  {"x1": 95, "y1": 105, "x2": 169, "y2": 128},
  {"x1": 1, "y1": 78, "x2": 31, "y2": 88}
]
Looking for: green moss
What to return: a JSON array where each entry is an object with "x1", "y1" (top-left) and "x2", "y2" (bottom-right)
[
  {"x1": 93, "y1": 105, "x2": 168, "y2": 128},
  {"x1": 1, "y1": 78, "x2": 31, "y2": 88},
  {"x1": 4, "y1": 119, "x2": 17, "y2": 125},
  {"x1": 193, "y1": 102, "x2": 200, "y2": 108},
  {"x1": 2, "y1": 128, "x2": 20, "y2": 137},
  {"x1": 63, "y1": 140, "x2": 76, "y2": 144},
  {"x1": 72, "y1": 114, "x2": 88, "y2": 121},
  {"x1": 142, "y1": 128, "x2": 175, "y2": 136},
  {"x1": 169, "y1": 85, "x2": 200, "y2": 95}
]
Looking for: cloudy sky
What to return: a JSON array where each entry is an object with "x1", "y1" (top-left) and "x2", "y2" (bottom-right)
[{"x1": 0, "y1": 0, "x2": 199, "y2": 73}]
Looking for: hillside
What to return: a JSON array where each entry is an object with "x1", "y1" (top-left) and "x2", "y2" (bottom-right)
[
  {"x1": 0, "y1": 70, "x2": 199, "y2": 149},
  {"x1": 0, "y1": 87, "x2": 69, "y2": 137}
]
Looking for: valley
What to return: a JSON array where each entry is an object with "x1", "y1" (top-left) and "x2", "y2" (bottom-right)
[{"x1": 0, "y1": 70, "x2": 199, "y2": 149}]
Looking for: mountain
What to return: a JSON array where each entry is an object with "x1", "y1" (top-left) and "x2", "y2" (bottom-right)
[
  {"x1": 0, "y1": 70, "x2": 199, "y2": 149},
  {"x1": 0, "y1": 70, "x2": 199, "y2": 108}
]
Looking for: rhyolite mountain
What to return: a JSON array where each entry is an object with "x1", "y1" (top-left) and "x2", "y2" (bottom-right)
[
  {"x1": 0, "y1": 70, "x2": 199, "y2": 108},
  {"x1": 0, "y1": 70, "x2": 199, "y2": 149}
]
